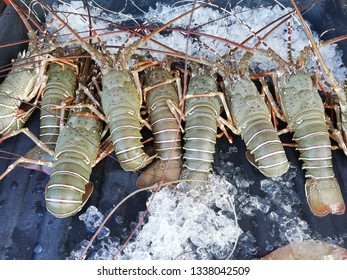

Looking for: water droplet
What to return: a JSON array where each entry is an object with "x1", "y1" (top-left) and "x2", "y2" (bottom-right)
[
  {"x1": 32, "y1": 183, "x2": 44, "y2": 195},
  {"x1": 35, "y1": 201, "x2": 46, "y2": 216},
  {"x1": 10, "y1": 181, "x2": 18, "y2": 190},
  {"x1": 34, "y1": 244, "x2": 43, "y2": 254},
  {"x1": 114, "y1": 215, "x2": 124, "y2": 224}
]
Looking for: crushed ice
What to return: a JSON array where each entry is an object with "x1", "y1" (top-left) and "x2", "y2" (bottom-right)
[
  {"x1": 78, "y1": 206, "x2": 110, "y2": 240},
  {"x1": 69, "y1": 163, "x2": 311, "y2": 260},
  {"x1": 48, "y1": 1, "x2": 347, "y2": 82},
  {"x1": 120, "y1": 177, "x2": 240, "y2": 260}
]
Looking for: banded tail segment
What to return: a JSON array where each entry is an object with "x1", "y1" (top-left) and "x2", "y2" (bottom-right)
[
  {"x1": 294, "y1": 116, "x2": 345, "y2": 216},
  {"x1": 137, "y1": 66, "x2": 182, "y2": 188},
  {"x1": 242, "y1": 118, "x2": 289, "y2": 177},
  {"x1": 278, "y1": 70, "x2": 345, "y2": 216},
  {"x1": 19, "y1": 64, "x2": 77, "y2": 173},
  {"x1": 227, "y1": 77, "x2": 289, "y2": 177},
  {"x1": 182, "y1": 104, "x2": 218, "y2": 182},
  {"x1": 180, "y1": 72, "x2": 221, "y2": 184},
  {"x1": 45, "y1": 112, "x2": 102, "y2": 218},
  {"x1": 102, "y1": 69, "x2": 154, "y2": 171}
]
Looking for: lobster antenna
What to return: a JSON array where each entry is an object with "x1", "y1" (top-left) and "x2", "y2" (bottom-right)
[
  {"x1": 289, "y1": 0, "x2": 347, "y2": 105},
  {"x1": 34, "y1": 0, "x2": 110, "y2": 66},
  {"x1": 36, "y1": 0, "x2": 212, "y2": 68},
  {"x1": 18, "y1": 0, "x2": 44, "y2": 26},
  {"x1": 286, "y1": 17, "x2": 294, "y2": 65},
  {"x1": 125, "y1": 0, "x2": 213, "y2": 56},
  {"x1": 9, "y1": 0, "x2": 36, "y2": 38},
  {"x1": 90, "y1": 0, "x2": 141, "y2": 26}
]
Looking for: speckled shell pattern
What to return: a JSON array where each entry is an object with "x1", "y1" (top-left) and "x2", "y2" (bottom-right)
[
  {"x1": 278, "y1": 70, "x2": 335, "y2": 180},
  {"x1": 101, "y1": 68, "x2": 152, "y2": 171},
  {"x1": 0, "y1": 53, "x2": 38, "y2": 134},
  {"x1": 144, "y1": 67, "x2": 182, "y2": 162},
  {"x1": 226, "y1": 78, "x2": 289, "y2": 177}
]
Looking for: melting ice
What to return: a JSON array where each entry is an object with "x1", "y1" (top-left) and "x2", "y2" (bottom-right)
[
  {"x1": 70, "y1": 177, "x2": 241, "y2": 260},
  {"x1": 79, "y1": 205, "x2": 110, "y2": 240}
]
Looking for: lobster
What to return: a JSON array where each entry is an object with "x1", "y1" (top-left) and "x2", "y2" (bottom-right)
[
  {"x1": 0, "y1": 36, "x2": 46, "y2": 138},
  {"x1": 225, "y1": 76, "x2": 290, "y2": 177},
  {"x1": 0, "y1": 61, "x2": 78, "y2": 180},
  {"x1": 288, "y1": 0, "x2": 347, "y2": 154},
  {"x1": 244, "y1": 40, "x2": 346, "y2": 216},
  {"x1": 136, "y1": 59, "x2": 183, "y2": 188},
  {"x1": 0, "y1": 0, "x2": 50, "y2": 139},
  {"x1": 180, "y1": 63, "x2": 233, "y2": 184},
  {"x1": 45, "y1": 68, "x2": 108, "y2": 218},
  {"x1": 40, "y1": 0, "x2": 211, "y2": 172},
  {"x1": 276, "y1": 64, "x2": 345, "y2": 216},
  {"x1": 213, "y1": 52, "x2": 290, "y2": 178}
]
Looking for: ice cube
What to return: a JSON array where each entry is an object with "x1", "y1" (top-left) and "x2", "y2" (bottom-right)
[{"x1": 79, "y1": 206, "x2": 104, "y2": 233}]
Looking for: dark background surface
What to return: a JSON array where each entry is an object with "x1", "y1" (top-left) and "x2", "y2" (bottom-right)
[{"x1": 0, "y1": 0, "x2": 347, "y2": 260}]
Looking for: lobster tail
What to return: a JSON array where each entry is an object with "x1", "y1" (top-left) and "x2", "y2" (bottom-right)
[
  {"x1": 242, "y1": 119, "x2": 289, "y2": 177},
  {"x1": 227, "y1": 77, "x2": 289, "y2": 178},
  {"x1": 109, "y1": 108, "x2": 154, "y2": 171},
  {"x1": 278, "y1": 70, "x2": 345, "y2": 216},
  {"x1": 18, "y1": 63, "x2": 77, "y2": 174},
  {"x1": 39, "y1": 63, "x2": 76, "y2": 145},
  {"x1": 294, "y1": 117, "x2": 345, "y2": 216},
  {"x1": 45, "y1": 112, "x2": 102, "y2": 218},
  {"x1": 305, "y1": 178, "x2": 345, "y2": 216},
  {"x1": 45, "y1": 156, "x2": 94, "y2": 218},
  {"x1": 182, "y1": 104, "x2": 218, "y2": 181},
  {"x1": 180, "y1": 169, "x2": 209, "y2": 184},
  {"x1": 150, "y1": 102, "x2": 182, "y2": 163},
  {"x1": 137, "y1": 66, "x2": 182, "y2": 187},
  {"x1": 136, "y1": 159, "x2": 182, "y2": 188},
  {"x1": 102, "y1": 69, "x2": 155, "y2": 171}
]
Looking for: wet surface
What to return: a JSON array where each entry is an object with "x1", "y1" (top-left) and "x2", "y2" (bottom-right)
[{"x1": 0, "y1": 0, "x2": 347, "y2": 260}]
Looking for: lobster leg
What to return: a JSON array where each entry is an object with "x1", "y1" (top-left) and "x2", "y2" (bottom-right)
[
  {"x1": 0, "y1": 157, "x2": 54, "y2": 181},
  {"x1": 0, "y1": 127, "x2": 54, "y2": 154}
]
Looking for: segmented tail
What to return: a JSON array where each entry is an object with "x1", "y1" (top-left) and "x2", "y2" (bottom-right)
[
  {"x1": 102, "y1": 69, "x2": 154, "y2": 171},
  {"x1": 278, "y1": 70, "x2": 345, "y2": 216},
  {"x1": 137, "y1": 66, "x2": 182, "y2": 188},
  {"x1": 39, "y1": 64, "x2": 76, "y2": 146},
  {"x1": 19, "y1": 63, "x2": 77, "y2": 173},
  {"x1": 45, "y1": 112, "x2": 102, "y2": 218},
  {"x1": 182, "y1": 104, "x2": 217, "y2": 182},
  {"x1": 227, "y1": 78, "x2": 289, "y2": 177},
  {"x1": 243, "y1": 119, "x2": 289, "y2": 177},
  {"x1": 295, "y1": 115, "x2": 345, "y2": 216},
  {"x1": 180, "y1": 72, "x2": 221, "y2": 183}
]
